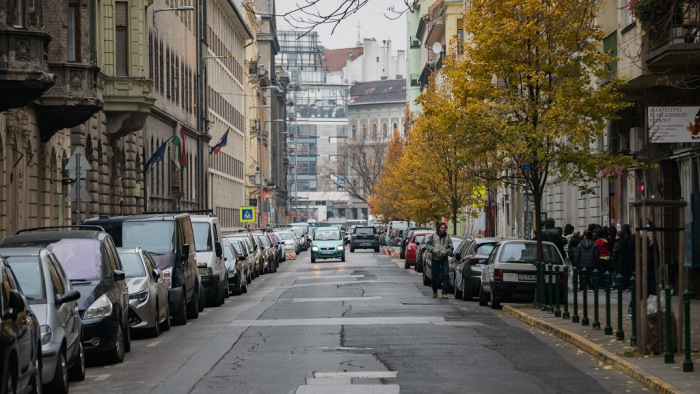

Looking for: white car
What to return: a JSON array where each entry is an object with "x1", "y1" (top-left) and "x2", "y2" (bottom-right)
[
  {"x1": 479, "y1": 240, "x2": 565, "y2": 309},
  {"x1": 273, "y1": 230, "x2": 298, "y2": 254}
]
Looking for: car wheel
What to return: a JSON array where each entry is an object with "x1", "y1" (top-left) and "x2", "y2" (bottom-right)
[
  {"x1": 149, "y1": 303, "x2": 161, "y2": 338},
  {"x1": 68, "y1": 342, "x2": 85, "y2": 381},
  {"x1": 108, "y1": 322, "x2": 125, "y2": 364},
  {"x1": 311, "y1": 255, "x2": 316, "y2": 263},
  {"x1": 400, "y1": 250, "x2": 405, "y2": 259},
  {"x1": 46, "y1": 348, "x2": 68, "y2": 394},
  {"x1": 124, "y1": 319, "x2": 131, "y2": 353},
  {"x1": 242, "y1": 275, "x2": 248, "y2": 293},
  {"x1": 217, "y1": 280, "x2": 226, "y2": 306},
  {"x1": 454, "y1": 279, "x2": 463, "y2": 299},
  {"x1": 160, "y1": 302, "x2": 171, "y2": 332},
  {"x1": 224, "y1": 278, "x2": 230, "y2": 298},
  {"x1": 490, "y1": 290, "x2": 501, "y2": 309},
  {"x1": 404, "y1": 260, "x2": 410, "y2": 269},
  {"x1": 478, "y1": 286, "x2": 488, "y2": 306},
  {"x1": 374, "y1": 246, "x2": 380, "y2": 253},
  {"x1": 246, "y1": 271, "x2": 252, "y2": 284},
  {"x1": 186, "y1": 284, "x2": 200, "y2": 319},
  {"x1": 172, "y1": 291, "x2": 187, "y2": 325},
  {"x1": 232, "y1": 275, "x2": 242, "y2": 296}
]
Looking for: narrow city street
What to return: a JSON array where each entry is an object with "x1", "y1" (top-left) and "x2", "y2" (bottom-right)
[{"x1": 71, "y1": 250, "x2": 646, "y2": 393}]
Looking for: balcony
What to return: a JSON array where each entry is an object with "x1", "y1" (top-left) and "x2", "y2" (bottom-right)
[
  {"x1": 644, "y1": 1, "x2": 700, "y2": 71},
  {"x1": 101, "y1": 74, "x2": 156, "y2": 141},
  {"x1": 36, "y1": 63, "x2": 103, "y2": 142},
  {"x1": 0, "y1": 28, "x2": 55, "y2": 111}
]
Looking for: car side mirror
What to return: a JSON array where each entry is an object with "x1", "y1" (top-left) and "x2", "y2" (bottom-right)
[
  {"x1": 113, "y1": 270, "x2": 126, "y2": 281},
  {"x1": 55, "y1": 289, "x2": 81, "y2": 305},
  {"x1": 215, "y1": 241, "x2": 223, "y2": 258},
  {"x1": 415, "y1": 241, "x2": 420, "y2": 245},
  {"x1": 7, "y1": 290, "x2": 26, "y2": 317},
  {"x1": 454, "y1": 252, "x2": 461, "y2": 261},
  {"x1": 152, "y1": 269, "x2": 161, "y2": 280}
]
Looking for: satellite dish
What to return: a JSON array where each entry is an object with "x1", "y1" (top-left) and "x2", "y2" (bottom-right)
[{"x1": 432, "y1": 42, "x2": 443, "y2": 54}]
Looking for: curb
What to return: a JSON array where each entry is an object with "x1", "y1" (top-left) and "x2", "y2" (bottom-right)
[{"x1": 502, "y1": 305, "x2": 680, "y2": 394}]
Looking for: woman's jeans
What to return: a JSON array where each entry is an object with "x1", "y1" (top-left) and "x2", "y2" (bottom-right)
[{"x1": 431, "y1": 257, "x2": 450, "y2": 295}]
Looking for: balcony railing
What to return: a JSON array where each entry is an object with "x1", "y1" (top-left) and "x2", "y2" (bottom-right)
[{"x1": 645, "y1": 1, "x2": 700, "y2": 69}]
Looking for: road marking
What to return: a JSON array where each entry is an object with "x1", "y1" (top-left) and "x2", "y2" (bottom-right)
[
  {"x1": 290, "y1": 296, "x2": 381, "y2": 302},
  {"x1": 94, "y1": 374, "x2": 111, "y2": 382},
  {"x1": 297, "y1": 371, "x2": 400, "y2": 394},
  {"x1": 314, "y1": 371, "x2": 398, "y2": 379},
  {"x1": 230, "y1": 317, "x2": 483, "y2": 327},
  {"x1": 297, "y1": 274, "x2": 365, "y2": 280},
  {"x1": 147, "y1": 341, "x2": 161, "y2": 347}
]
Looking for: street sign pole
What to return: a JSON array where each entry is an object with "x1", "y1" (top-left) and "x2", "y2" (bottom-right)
[{"x1": 76, "y1": 154, "x2": 81, "y2": 224}]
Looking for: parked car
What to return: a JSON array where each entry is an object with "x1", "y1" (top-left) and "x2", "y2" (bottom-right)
[
  {"x1": 191, "y1": 213, "x2": 227, "y2": 307},
  {"x1": 0, "y1": 256, "x2": 43, "y2": 393},
  {"x1": 252, "y1": 232, "x2": 275, "y2": 274},
  {"x1": 84, "y1": 213, "x2": 203, "y2": 326},
  {"x1": 404, "y1": 231, "x2": 431, "y2": 269},
  {"x1": 479, "y1": 239, "x2": 565, "y2": 309},
  {"x1": 117, "y1": 247, "x2": 170, "y2": 338},
  {"x1": 1, "y1": 246, "x2": 84, "y2": 392},
  {"x1": 349, "y1": 226, "x2": 380, "y2": 252},
  {"x1": 453, "y1": 237, "x2": 503, "y2": 301},
  {"x1": 221, "y1": 242, "x2": 247, "y2": 295},
  {"x1": 271, "y1": 230, "x2": 296, "y2": 258},
  {"x1": 0, "y1": 226, "x2": 132, "y2": 364},
  {"x1": 311, "y1": 228, "x2": 345, "y2": 263},
  {"x1": 226, "y1": 238, "x2": 254, "y2": 285},
  {"x1": 223, "y1": 233, "x2": 260, "y2": 278},
  {"x1": 344, "y1": 225, "x2": 356, "y2": 245},
  {"x1": 267, "y1": 232, "x2": 285, "y2": 264},
  {"x1": 423, "y1": 236, "x2": 465, "y2": 292},
  {"x1": 401, "y1": 227, "x2": 429, "y2": 259}
]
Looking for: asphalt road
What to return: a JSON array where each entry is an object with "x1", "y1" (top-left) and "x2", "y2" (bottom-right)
[{"x1": 71, "y1": 248, "x2": 646, "y2": 393}]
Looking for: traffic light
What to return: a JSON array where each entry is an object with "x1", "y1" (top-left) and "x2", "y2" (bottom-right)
[{"x1": 640, "y1": 182, "x2": 645, "y2": 196}]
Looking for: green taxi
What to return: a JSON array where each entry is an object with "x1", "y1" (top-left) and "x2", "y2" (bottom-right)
[{"x1": 311, "y1": 228, "x2": 345, "y2": 263}]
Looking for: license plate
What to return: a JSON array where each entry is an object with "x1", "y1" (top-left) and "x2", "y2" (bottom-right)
[
  {"x1": 322, "y1": 251, "x2": 334, "y2": 255},
  {"x1": 518, "y1": 273, "x2": 537, "y2": 281},
  {"x1": 362, "y1": 243, "x2": 372, "y2": 246}
]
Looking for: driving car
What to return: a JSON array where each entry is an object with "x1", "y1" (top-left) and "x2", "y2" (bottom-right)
[
  {"x1": 479, "y1": 239, "x2": 565, "y2": 309},
  {"x1": 404, "y1": 231, "x2": 431, "y2": 269},
  {"x1": 0, "y1": 256, "x2": 42, "y2": 394},
  {"x1": 453, "y1": 237, "x2": 503, "y2": 301},
  {"x1": 423, "y1": 236, "x2": 465, "y2": 292},
  {"x1": 311, "y1": 228, "x2": 345, "y2": 263},
  {"x1": 118, "y1": 247, "x2": 170, "y2": 338},
  {"x1": 0, "y1": 226, "x2": 132, "y2": 364},
  {"x1": 222, "y1": 241, "x2": 247, "y2": 295},
  {"x1": 349, "y1": 226, "x2": 380, "y2": 253},
  {"x1": 1, "y1": 246, "x2": 85, "y2": 392}
]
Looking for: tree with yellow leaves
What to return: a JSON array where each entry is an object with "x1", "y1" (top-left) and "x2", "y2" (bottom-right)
[{"x1": 368, "y1": 129, "x2": 406, "y2": 221}]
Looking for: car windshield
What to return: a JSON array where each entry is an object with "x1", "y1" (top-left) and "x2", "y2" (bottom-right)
[
  {"x1": 230, "y1": 241, "x2": 244, "y2": 255},
  {"x1": 122, "y1": 221, "x2": 176, "y2": 254},
  {"x1": 6, "y1": 256, "x2": 45, "y2": 302},
  {"x1": 413, "y1": 235, "x2": 425, "y2": 244},
  {"x1": 276, "y1": 232, "x2": 293, "y2": 240},
  {"x1": 255, "y1": 235, "x2": 270, "y2": 247},
  {"x1": 475, "y1": 243, "x2": 497, "y2": 256},
  {"x1": 222, "y1": 244, "x2": 235, "y2": 261},
  {"x1": 315, "y1": 231, "x2": 341, "y2": 241},
  {"x1": 118, "y1": 252, "x2": 146, "y2": 278},
  {"x1": 499, "y1": 243, "x2": 562, "y2": 264},
  {"x1": 49, "y1": 239, "x2": 105, "y2": 280},
  {"x1": 192, "y1": 222, "x2": 214, "y2": 252}
]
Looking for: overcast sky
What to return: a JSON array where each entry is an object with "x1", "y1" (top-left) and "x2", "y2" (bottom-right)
[{"x1": 275, "y1": 0, "x2": 408, "y2": 53}]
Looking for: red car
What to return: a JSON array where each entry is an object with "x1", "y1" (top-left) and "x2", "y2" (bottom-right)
[{"x1": 404, "y1": 232, "x2": 430, "y2": 269}]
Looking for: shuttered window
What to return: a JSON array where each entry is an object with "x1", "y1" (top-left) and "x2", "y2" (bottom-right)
[
  {"x1": 67, "y1": 3, "x2": 80, "y2": 62},
  {"x1": 115, "y1": 2, "x2": 128, "y2": 76}
]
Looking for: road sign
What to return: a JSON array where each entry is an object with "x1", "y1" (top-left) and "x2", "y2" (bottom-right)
[
  {"x1": 65, "y1": 146, "x2": 92, "y2": 179},
  {"x1": 240, "y1": 206, "x2": 255, "y2": 223},
  {"x1": 65, "y1": 180, "x2": 92, "y2": 202}
]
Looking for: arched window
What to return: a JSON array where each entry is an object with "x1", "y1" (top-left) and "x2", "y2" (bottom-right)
[
  {"x1": 352, "y1": 124, "x2": 357, "y2": 139},
  {"x1": 371, "y1": 123, "x2": 378, "y2": 139},
  {"x1": 382, "y1": 123, "x2": 388, "y2": 139},
  {"x1": 361, "y1": 124, "x2": 367, "y2": 137}
]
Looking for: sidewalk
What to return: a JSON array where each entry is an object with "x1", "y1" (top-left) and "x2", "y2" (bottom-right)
[{"x1": 503, "y1": 286, "x2": 700, "y2": 393}]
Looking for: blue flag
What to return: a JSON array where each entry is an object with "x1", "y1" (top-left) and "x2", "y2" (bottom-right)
[
  {"x1": 143, "y1": 138, "x2": 171, "y2": 173},
  {"x1": 210, "y1": 128, "x2": 229, "y2": 154}
]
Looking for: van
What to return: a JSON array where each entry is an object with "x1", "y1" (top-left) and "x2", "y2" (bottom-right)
[
  {"x1": 190, "y1": 212, "x2": 226, "y2": 307},
  {"x1": 83, "y1": 213, "x2": 202, "y2": 326}
]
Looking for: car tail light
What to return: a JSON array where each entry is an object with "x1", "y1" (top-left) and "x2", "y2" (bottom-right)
[
  {"x1": 396, "y1": 237, "x2": 401, "y2": 243},
  {"x1": 494, "y1": 269, "x2": 503, "y2": 281},
  {"x1": 469, "y1": 258, "x2": 479, "y2": 265}
]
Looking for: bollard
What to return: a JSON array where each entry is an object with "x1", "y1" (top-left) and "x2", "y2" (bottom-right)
[
  {"x1": 664, "y1": 285, "x2": 674, "y2": 364},
  {"x1": 541, "y1": 262, "x2": 548, "y2": 311},
  {"x1": 536, "y1": 261, "x2": 542, "y2": 308},
  {"x1": 547, "y1": 263, "x2": 554, "y2": 313},
  {"x1": 582, "y1": 268, "x2": 589, "y2": 326},
  {"x1": 554, "y1": 265, "x2": 561, "y2": 317},
  {"x1": 563, "y1": 266, "x2": 570, "y2": 319},
  {"x1": 604, "y1": 271, "x2": 612, "y2": 335},
  {"x1": 683, "y1": 289, "x2": 693, "y2": 372},
  {"x1": 630, "y1": 275, "x2": 637, "y2": 347},
  {"x1": 572, "y1": 267, "x2": 579, "y2": 323},
  {"x1": 592, "y1": 268, "x2": 600, "y2": 329},
  {"x1": 616, "y1": 274, "x2": 624, "y2": 340}
]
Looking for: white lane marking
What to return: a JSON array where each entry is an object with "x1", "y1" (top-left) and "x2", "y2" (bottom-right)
[
  {"x1": 147, "y1": 341, "x2": 161, "y2": 347},
  {"x1": 297, "y1": 275, "x2": 366, "y2": 280},
  {"x1": 94, "y1": 374, "x2": 111, "y2": 381},
  {"x1": 297, "y1": 384, "x2": 400, "y2": 393},
  {"x1": 229, "y1": 317, "x2": 483, "y2": 327},
  {"x1": 290, "y1": 296, "x2": 381, "y2": 302},
  {"x1": 306, "y1": 377, "x2": 352, "y2": 385},
  {"x1": 314, "y1": 371, "x2": 398, "y2": 379}
]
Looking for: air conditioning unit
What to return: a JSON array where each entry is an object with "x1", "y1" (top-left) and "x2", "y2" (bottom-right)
[{"x1": 629, "y1": 127, "x2": 645, "y2": 153}]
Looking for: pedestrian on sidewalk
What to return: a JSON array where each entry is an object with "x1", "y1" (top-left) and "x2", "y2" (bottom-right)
[
  {"x1": 542, "y1": 218, "x2": 567, "y2": 260},
  {"x1": 611, "y1": 229, "x2": 629, "y2": 290},
  {"x1": 426, "y1": 222, "x2": 453, "y2": 299},
  {"x1": 595, "y1": 227, "x2": 611, "y2": 289},
  {"x1": 576, "y1": 230, "x2": 599, "y2": 290}
]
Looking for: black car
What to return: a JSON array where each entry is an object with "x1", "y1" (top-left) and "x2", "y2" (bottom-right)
[
  {"x1": 0, "y1": 226, "x2": 131, "y2": 364},
  {"x1": 349, "y1": 226, "x2": 380, "y2": 252},
  {"x1": 0, "y1": 256, "x2": 42, "y2": 393}
]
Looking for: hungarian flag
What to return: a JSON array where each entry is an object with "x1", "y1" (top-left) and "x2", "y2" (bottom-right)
[
  {"x1": 210, "y1": 128, "x2": 229, "y2": 154},
  {"x1": 171, "y1": 127, "x2": 187, "y2": 172}
]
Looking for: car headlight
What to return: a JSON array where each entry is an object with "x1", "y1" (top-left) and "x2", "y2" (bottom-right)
[
  {"x1": 84, "y1": 294, "x2": 113, "y2": 319},
  {"x1": 312, "y1": 246, "x2": 319, "y2": 251},
  {"x1": 337, "y1": 245, "x2": 344, "y2": 251},
  {"x1": 40, "y1": 324, "x2": 52, "y2": 346},
  {"x1": 227, "y1": 266, "x2": 237, "y2": 276},
  {"x1": 129, "y1": 289, "x2": 149, "y2": 304}
]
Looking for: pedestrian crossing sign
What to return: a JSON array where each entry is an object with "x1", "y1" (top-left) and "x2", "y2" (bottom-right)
[{"x1": 240, "y1": 206, "x2": 255, "y2": 223}]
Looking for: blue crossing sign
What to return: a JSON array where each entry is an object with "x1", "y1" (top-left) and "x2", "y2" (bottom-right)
[{"x1": 240, "y1": 206, "x2": 255, "y2": 223}]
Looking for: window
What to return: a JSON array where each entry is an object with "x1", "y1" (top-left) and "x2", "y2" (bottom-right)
[
  {"x1": 115, "y1": 2, "x2": 128, "y2": 76},
  {"x1": 67, "y1": 2, "x2": 80, "y2": 62},
  {"x1": 457, "y1": 19, "x2": 464, "y2": 55},
  {"x1": 602, "y1": 32, "x2": 617, "y2": 75},
  {"x1": 352, "y1": 125, "x2": 356, "y2": 139},
  {"x1": 14, "y1": 0, "x2": 26, "y2": 27},
  {"x1": 382, "y1": 123, "x2": 388, "y2": 139}
]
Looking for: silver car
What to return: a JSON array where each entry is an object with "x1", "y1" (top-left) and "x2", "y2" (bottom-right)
[
  {"x1": 222, "y1": 241, "x2": 247, "y2": 295},
  {"x1": 118, "y1": 247, "x2": 170, "y2": 337},
  {"x1": 1, "y1": 246, "x2": 85, "y2": 393}
]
